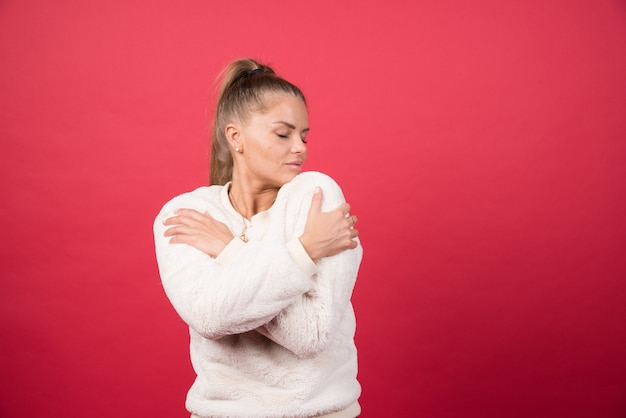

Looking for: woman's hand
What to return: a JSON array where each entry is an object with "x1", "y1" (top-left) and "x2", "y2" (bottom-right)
[
  {"x1": 163, "y1": 209, "x2": 234, "y2": 258},
  {"x1": 299, "y1": 187, "x2": 359, "y2": 262}
]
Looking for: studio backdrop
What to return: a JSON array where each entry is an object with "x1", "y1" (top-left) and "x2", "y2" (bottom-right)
[{"x1": 1, "y1": 0, "x2": 625, "y2": 417}]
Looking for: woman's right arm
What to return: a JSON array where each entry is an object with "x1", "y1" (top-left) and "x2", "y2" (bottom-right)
[{"x1": 153, "y1": 193, "x2": 315, "y2": 339}]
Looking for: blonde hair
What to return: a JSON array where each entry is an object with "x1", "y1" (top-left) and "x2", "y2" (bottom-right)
[{"x1": 209, "y1": 58, "x2": 306, "y2": 185}]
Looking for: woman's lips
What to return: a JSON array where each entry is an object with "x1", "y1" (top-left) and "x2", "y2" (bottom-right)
[{"x1": 286, "y1": 161, "x2": 303, "y2": 171}]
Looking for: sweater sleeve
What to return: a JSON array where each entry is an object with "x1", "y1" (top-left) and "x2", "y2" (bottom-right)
[
  {"x1": 257, "y1": 172, "x2": 363, "y2": 358},
  {"x1": 153, "y1": 190, "x2": 314, "y2": 339}
]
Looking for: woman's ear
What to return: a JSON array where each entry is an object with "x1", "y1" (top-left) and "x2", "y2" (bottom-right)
[{"x1": 225, "y1": 124, "x2": 242, "y2": 153}]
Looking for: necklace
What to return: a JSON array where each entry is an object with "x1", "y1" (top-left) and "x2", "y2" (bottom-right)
[{"x1": 228, "y1": 191, "x2": 250, "y2": 243}]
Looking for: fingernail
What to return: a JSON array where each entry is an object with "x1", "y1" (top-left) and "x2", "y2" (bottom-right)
[{"x1": 314, "y1": 186, "x2": 320, "y2": 193}]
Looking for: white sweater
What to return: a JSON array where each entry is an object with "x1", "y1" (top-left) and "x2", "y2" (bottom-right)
[{"x1": 153, "y1": 171, "x2": 363, "y2": 418}]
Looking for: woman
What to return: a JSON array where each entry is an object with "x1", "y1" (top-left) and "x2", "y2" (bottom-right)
[{"x1": 153, "y1": 58, "x2": 363, "y2": 418}]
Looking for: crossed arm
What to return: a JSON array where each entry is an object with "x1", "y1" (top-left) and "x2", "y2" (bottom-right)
[{"x1": 154, "y1": 178, "x2": 362, "y2": 357}]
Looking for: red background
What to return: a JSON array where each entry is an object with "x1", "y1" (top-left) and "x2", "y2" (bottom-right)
[{"x1": 2, "y1": 0, "x2": 625, "y2": 417}]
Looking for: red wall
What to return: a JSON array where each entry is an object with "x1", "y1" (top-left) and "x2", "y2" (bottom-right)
[{"x1": 2, "y1": 1, "x2": 625, "y2": 417}]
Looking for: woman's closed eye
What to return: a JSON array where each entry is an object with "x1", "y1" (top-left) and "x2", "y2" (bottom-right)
[{"x1": 276, "y1": 132, "x2": 307, "y2": 143}]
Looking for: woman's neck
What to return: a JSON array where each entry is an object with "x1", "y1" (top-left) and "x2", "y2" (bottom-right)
[{"x1": 228, "y1": 178, "x2": 279, "y2": 220}]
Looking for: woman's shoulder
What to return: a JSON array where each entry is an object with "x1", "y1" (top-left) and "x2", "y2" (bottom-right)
[
  {"x1": 279, "y1": 171, "x2": 346, "y2": 208},
  {"x1": 288, "y1": 171, "x2": 341, "y2": 190}
]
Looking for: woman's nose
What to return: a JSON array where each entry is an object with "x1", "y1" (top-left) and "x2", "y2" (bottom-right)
[{"x1": 291, "y1": 138, "x2": 306, "y2": 153}]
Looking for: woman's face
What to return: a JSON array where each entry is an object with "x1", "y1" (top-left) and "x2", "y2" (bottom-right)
[{"x1": 237, "y1": 93, "x2": 309, "y2": 188}]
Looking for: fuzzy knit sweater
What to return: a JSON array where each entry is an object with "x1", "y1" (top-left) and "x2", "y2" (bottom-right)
[{"x1": 153, "y1": 171, "x2": 363, "y2": 418}]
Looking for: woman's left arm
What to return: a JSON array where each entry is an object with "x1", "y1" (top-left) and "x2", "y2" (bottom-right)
[{"x1": 256, "y1": 173, "x2": 363, "y2": 358}]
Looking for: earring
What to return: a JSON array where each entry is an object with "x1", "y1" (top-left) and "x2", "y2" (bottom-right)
[{"x1": 235, "y1": 147, "x2": 240, "y2": 152}]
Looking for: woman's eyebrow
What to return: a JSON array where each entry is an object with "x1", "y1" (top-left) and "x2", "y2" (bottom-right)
[{"x1": 272, "y1": 121, "x2": 310, "y2": 133}]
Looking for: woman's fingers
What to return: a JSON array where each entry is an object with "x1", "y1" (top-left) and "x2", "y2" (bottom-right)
[
  {"x1": 176, "y1": 208, "x2": 208, "y2": 220},
  {"x1": 308, "y1": 187, "x2": 323, "y2": 214},
  {"x1": 163, "y1": 209, "x2": 213, "y2": 228},
  {"x1": 163, "y1": 224, "x2": 203, "y2": 237},
  {"x1": 338, "y1": 202, "x2": 351, "y2": 217}
]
